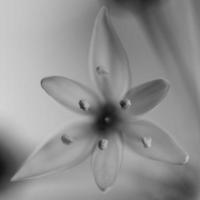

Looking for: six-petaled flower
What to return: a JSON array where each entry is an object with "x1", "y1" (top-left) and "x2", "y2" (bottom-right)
[{"x1": 11, "y1": 7, "x2": 189, "y2": 192}]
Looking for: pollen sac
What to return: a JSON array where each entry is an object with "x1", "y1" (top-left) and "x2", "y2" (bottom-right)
[
  {"x1": 120, "y1": 99, "x2": 132, "y2": 109},
  {"x1": 98, "y1": 139, "x2": 109, "y2": 150},
  {"x1": 141, "y1": 137, "x2": 152, "y2": 148},
  {"x1": 79, "y1": 99, "x2": 90, "y2": 111},
  {"x1": 96, "y1": 66, "x2": 109, "y2": 75},
  {"x1": 61, "y1": 135, "x2": 73, "y2": 145}
]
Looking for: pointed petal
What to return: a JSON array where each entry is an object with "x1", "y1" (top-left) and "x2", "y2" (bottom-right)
[
  {"x1": 123, "y1": 120, "x2": 189, "y2": 165},
  {"x1": 94, "y1": 66, "x2": 113, "y2": 101},
  {"x1": 124, "y1": 79, "x2": 170, "y2": 115},
  {"x1": 89, "y1": 7, "x2": 132, "y2": 100},
  {"x1": 41, "y1": 76, "x2": 100, "y2": 115},
  {"x1": 12, "y1": 122, "x2": 97, "y2": 181},
  {"x1": 92, "y1": 133, "x2": 123, "y2": 191}
]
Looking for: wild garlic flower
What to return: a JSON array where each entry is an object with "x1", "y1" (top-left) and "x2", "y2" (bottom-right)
[{"x1": 11, "y1": 7, "x2": 189, "y2": 192}]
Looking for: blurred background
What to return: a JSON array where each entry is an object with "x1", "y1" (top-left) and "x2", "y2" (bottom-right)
[{"x1": 0, "y1": 0, "x2": 200, "y2": 199}]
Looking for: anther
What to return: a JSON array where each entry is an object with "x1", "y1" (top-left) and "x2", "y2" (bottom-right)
[
  {"x1": 79, "y1": 99, "x2": 90, "y2": 111},
  {"x1": 61, "y1": 135, "x2": 73, "y2": 145},
  {"x1": 98, "y1": 139, "x2": 109, "y2": 150},
  {"x1": 141, "y1": 137, "x2": 152, "y2": 148},
  {"x1": 120, "y1": 99, "x2": 132, "y2": 109},
  {"x1": 96, "y1": 66, "x2": 108, "y2": 75}
]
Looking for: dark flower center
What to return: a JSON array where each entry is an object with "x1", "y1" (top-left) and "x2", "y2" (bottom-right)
[{"x1": 94, "y1": 103, "x2": 121, "y2": 134}]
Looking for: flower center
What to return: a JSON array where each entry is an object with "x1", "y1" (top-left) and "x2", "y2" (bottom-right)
[{"x1": 94, "y1": 103, "x2": 121, "y2": 134}]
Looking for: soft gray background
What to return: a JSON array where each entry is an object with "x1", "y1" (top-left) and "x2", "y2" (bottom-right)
[{"x1": 0, "y1": 0, "x2": 200, "y2": 199}]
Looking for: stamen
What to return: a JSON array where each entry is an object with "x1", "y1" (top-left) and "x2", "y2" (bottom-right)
[
  {"x1": 79, "y1": 99, "x2": 90, "y2": 111},
  {"x1": 96, "y1": 66, "x2": 109, "y2": 75},
  {"x1": 98, "y1": 139, "x2": 109, "y2": 150},
  {"x1": 120, "y1": 99, "x2": 132, "y2": 109},
  {"x1": 61, "y1": 135, "x2": 73, "y2": 145},
  {"x1": 141, "y1": 137, "x2": 152, "y2": 148}
]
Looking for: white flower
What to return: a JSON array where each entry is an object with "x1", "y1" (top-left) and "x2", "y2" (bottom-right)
[{"x1": 11, "y1": 7, "x2": 189, "y2": 192}]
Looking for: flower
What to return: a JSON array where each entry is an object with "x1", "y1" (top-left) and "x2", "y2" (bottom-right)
[{"x1": 11, "y1": 7, "x2": 189, "y2": 192}]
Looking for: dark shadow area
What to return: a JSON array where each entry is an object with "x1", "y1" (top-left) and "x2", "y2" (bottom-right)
[
  {"x1": 191, "y1": 0, "x2": 200, "y2": 28},
  {"x1": 100, "y1": 0, "x2": 165, "y2": 15},
  {"x1": 0, "y1": 141, "x2": 20, "y2": 191},
  {"x1": 0, "y1": 118, "x2": 29, "y2": 192}
]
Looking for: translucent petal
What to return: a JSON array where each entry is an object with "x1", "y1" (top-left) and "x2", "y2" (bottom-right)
[
  {"x1": 123, "y1": 120, "x2": 189, "y2": 165},
  {"x1": 41, "y1": 76, "x2": 100, "y2": 115},
  {"x1": 92, "y1": 133, "x2": 123, "y2": 191},
  {"x1": 12, "y1": 122, "x2": 97, "y2": 181},
  {"x1": 124, "y1": 79, "x2": 170, "y2": 115},
  {"x1": 95, "y1": 66, "x2": 113, "y2": 101},
  {"x1": 89, "y1": 7, "x2": 132, "y2": 100}
]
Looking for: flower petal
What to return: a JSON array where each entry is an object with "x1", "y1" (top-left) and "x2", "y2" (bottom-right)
[
  {"x1": 91, "y1": 133, "x2": 123, "y2": 191},
  {"x1": 123, "y1": 120, "x2": 189, "y2": 165},
  {"x1": 89, "y1": 7, "x2": 132, "y2": 100},
  {"x1": 124, "y1": 79, "x2": 170, "y2": 115},
  {"x1": 11, "y1": 122, "x2": 97, "y2": 181},
  {"x1": 94, "y1": 66, "x2": 113, "y2": 101},
  {"x1": 41, "y1": 76, "x2": 100, "y2": 115}
]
